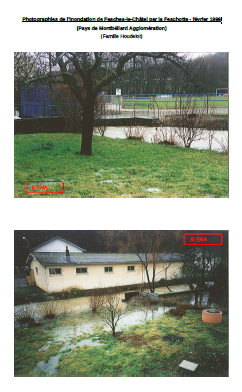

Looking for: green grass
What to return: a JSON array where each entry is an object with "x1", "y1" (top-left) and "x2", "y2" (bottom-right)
[
  {"x1": 123, "y1": 95, "x2": 228, "y2": 110},
  {"x1": 14, "y1": 310, "x2": 228, "y2": 377},
  {"x1": 14, "y1": 133, "x2": 228, "y2": 198},
  {"x1": 14, "y1": 326, "x2": 64, "y2": 376}
]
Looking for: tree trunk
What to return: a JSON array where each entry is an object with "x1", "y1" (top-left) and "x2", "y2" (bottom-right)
[
  {"x1": 80, "y1": 90, "x2": 96, "y2": 156},
  {"x1": 165, "y1": 268, "x2": 172, "y2": 292},
  {"x1": 145, "y1": 265, "x2": 153, "y2": 293},
  {"x1": 194, "y1": 288, "x2": 198, "y2": 305},
  {"x1": 111, "y1": 310, "x2": 115, "y2": 336},
  {"x1": 201, "y1": 248, "x2": 206, "y2": 287}
]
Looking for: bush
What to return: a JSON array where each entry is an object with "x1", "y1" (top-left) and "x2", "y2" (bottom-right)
[
  {"x1": 69, "y1": 288, "x2": 82, "y2": 297},
  {"x1": 37, "y1": 301, "x2": 59, "y2": 319},
  {"x1": 88, "y1": 289, "x2": 105, "y2": 312},
  {"x1": 158, "y1": 277, "x2": 187, "y2": 286},
  {"x1": 127, "y1": 136, "x2": 144, "y2": 141},
  {"x1": 14, "y1": 304, "x2": 35, "y2": 324}
]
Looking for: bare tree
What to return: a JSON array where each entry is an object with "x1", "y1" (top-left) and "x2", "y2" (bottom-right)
[
  {"x1": 214, "y1": 134, "x2": 228, "y2": 153},
  {"x1": 97, "y1": 289, "x2": 127, "y2": 336},
  {"x1": 104, "y1": 231, "x2": 182, "y2": 293},
  {"x1": 172, "y1": 96, "x2": 209, "y2": 148},
  {"x1": 23, "y1": 52, "x2": 192, "y2": 155},
  {"x1": 206, "y1": 130, "x2": 217, "y2": 150}
]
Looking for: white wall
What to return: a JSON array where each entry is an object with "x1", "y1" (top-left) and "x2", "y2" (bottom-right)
[
  {"x1": 33, "y1": 238, "x2": 83, "y2": 253},
  {"x1": 42, "y1": 262, "x2": 183, "y2": 293}
]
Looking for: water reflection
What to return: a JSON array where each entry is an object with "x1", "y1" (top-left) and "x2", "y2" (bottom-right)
[{"x1": 15, "y1": 286, "x2": 226, "y2": 333}]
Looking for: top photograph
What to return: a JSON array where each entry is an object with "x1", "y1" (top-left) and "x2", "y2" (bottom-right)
[{"x1": 14, "y1": 52, "x2": 228, "y2": 198}]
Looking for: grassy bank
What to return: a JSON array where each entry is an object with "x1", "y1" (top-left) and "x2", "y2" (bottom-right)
[
  {"x1": 14, "y1": 133, "x2": 228, "y2": 198},
  {"x1": 14, "y1": 309, "x2": 228, "y2": 377}
]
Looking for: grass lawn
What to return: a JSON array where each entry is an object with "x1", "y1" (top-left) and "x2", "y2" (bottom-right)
[
  {"x1": 123, "y1": 95, "x2": 228, "y2": 110},
  {"x1": 14, "y1": 310, "x2": 228, "y2": 377},
  {"x1": 14, "y1": 133, "x2": 228, "y2": 198}
]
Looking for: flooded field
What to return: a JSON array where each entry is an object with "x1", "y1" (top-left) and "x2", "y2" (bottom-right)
[
  {"x1": 14, "y1": 286, "x2": 228, "y2": 377},
  {"x1": 14, "y1": 285, "x2": 222, "y2": 332},
  {"x1": 94, "y1": 127, "x2": 228, "y2": 152},
  {"x1": 14, "y1": 285, "x2": 189, "y2": 321}
]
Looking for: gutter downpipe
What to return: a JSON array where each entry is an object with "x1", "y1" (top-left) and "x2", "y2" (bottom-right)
[{"x1": 45, "y1": 267, "x2": 50, "y2": 294}]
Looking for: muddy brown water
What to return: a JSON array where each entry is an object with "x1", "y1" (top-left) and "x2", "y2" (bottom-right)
[{"x1": 14, "y1": 285, "x2": 218, "y2": 332}]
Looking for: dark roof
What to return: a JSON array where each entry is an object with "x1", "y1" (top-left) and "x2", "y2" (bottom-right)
[
  {"x1": 28, "y1": 252, "x2": 186, "y2": 267},
  {"x1": 160, "y1": 253, "x2": 187, "y2": 262},
  {"x1": 30, "y1": 236, "x2": 86, "y2": 252}
]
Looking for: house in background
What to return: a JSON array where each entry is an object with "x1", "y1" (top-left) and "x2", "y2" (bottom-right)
[{"x1": 26, "y1": 237, "x2": 185, "y2": 294}]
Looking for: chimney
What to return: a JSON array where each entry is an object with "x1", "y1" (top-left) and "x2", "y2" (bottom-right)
[{"x1": 66, "y1": 246, "x2": 70, "y2": 262}]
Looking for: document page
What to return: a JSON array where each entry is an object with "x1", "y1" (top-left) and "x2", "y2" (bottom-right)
[{"x1": 5, "y1": 0, "x2": 240, "y2": 388}]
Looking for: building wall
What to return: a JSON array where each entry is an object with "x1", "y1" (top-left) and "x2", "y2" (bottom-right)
[
  {"x1": 143, "y1": 262, "x2": 183, "y2": 283},
  {"x1": 33, "y1": 238, "x2": 83, "y2": 253},
  {"x1": 39, "y1": 262, "x2": 183, "y2": 293},
  {"x1": 30, "y1": 259, "x2": 49, "y2": 292}
]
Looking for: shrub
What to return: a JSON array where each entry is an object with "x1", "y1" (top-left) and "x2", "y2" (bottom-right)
[
  {"x1": 69, "y1": 288, "x2": 82, "y2": 297},
  {"x1": 88, "y1": 289, "x2": 105, "y2": 312},
  {"x1": 214, "y1": 135, "x2": 228, "y2": 154},
  {"x1": 166, "y1": 307, "x2": 185, "y2": 317},
  {"x1": 127, "y1": 136, "x2": 144, "y2": 141},
  {"x1": 153, "y1": 127, "x2": 181, "y2": 146},
  {"x1": 14, "y1": 304, "x2": 35, "y2": 324},
  {"x1": 37, "y1": 301, "x2": 59, "y2": 319},
  {"x1": 124, "y1": 125, "x2": 145, "y2": 141}
]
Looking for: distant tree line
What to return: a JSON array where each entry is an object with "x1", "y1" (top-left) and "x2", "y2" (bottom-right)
[
  {"x1": 105, "y1": 53, "x2": 228, "y2": 95},
  {"x1": 14, "y1": 52, "x2": 228, "y2": 102}
]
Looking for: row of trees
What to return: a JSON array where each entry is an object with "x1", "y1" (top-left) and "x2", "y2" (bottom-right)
[
  {"x1": 14, "y1": 52, "x2": 228, "y2": 98},
  {"x1": 102, "y1": 230, "x2": 228, "y2": 295}
]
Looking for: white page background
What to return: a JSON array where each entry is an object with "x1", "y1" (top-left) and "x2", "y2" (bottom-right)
[{"x1": 2, "y1": 0, "x2": 240, "y2": 389}]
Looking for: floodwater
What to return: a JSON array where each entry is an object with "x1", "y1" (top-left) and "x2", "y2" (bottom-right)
[
  {"x1": 14, "y1": 284, "x2": 190, "y2": 322},
  {"x1": 34, "y1": 338, "x2": 104, "y2": 375},
  {"x1": 16, "y1": 285, "x2": 225, "y2": 376},
  {"x1": 14, "y1": 284, "x2": 218, "y2": 334},
  {"x1": 94, "y1": 127, "x2": 228, "y2": 152}
]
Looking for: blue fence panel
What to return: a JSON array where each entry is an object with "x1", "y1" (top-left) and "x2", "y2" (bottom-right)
[{"x1": 21, "y1": 84, "x2": 54, "y2": 118}]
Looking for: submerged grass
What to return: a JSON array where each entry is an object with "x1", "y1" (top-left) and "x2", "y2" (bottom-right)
[
  {"x1": 14, "y1": 310, "x2": 228, "y2": 377},
  {"x1": 14, "y1": 133, "x2": 228, "y2": 198},
  {"x1": 14, "y1": 327, "x2": 64, "y2": 376}
]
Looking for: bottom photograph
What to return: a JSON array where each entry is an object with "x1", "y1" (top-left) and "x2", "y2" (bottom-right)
[{"x1": 14, "y1": 230, "x2": 228, "y2": 377}]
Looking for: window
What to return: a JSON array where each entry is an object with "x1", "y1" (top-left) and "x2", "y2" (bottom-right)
[
  {"x1": 49, "y1": 268, "x2": 62, "y2": 275},
  {"x1": 35, "y1": 267, "x2": 39, "y2": 274},
  {"x1": 76, "y1": 267, "x2": 88, "y2": 274},
  {"x1": 127, "y1": 266, "x2": 135, "y2": 272},
  {"x1": 105, "y1": 266, "x2": 113, "y2": 273}
]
